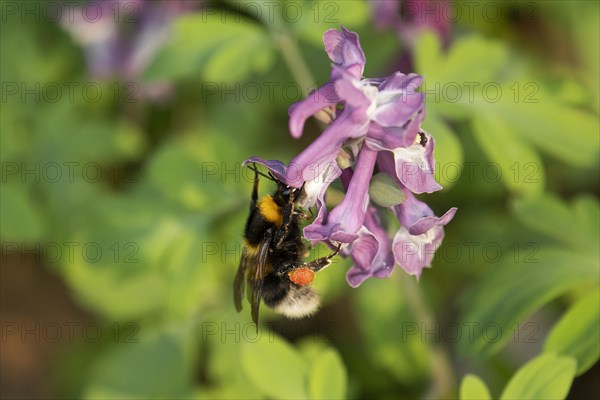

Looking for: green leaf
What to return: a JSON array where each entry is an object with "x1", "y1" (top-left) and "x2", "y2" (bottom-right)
[
  {"x1": 241, "y1": 333, "x2": 308, "y2": 399},
  {"x1": 563, "y1": 1, "x2": 600, "y2": 112},
  {"x1": 459, "y1": 248, "x2": 599, "y2": 358},
  {"x1": 84, "y1": 326, "x2": 195, "y2": 398},
  {"x1": 414, "y1": 31, "x2": 442, "y2": 80},
  {"x1": 35, "y1": 100, "x2": 146, "y2": 166},
  {"x1": 459, "y1": 374, "x2": 491, "y2": 400},
  {"x1": 61, "y1": 195, "x2": 213, "y2": 320},
  {"x1": 369, "y1": 172, "x2": 406, "y2": 207},
  {"x1": 145, "y1": 142, "x2": 209, "y2": 210},
  {"x1": 294, "y1": 1, "x2": 369, "y2": 46},
  {"x1": 437, "y1": 36, "x2": 508, "y2": 84},
  {"x1": 204, "y1": 316, "x2": 264, "y2": 400},
  {"x1": 352, "y1": 278, "x2": 428, "y2": 384},
  {"x1": 573, "y1": 195, "x2": 600, "y2": 251},
  {"x1": 297, "y1": 339, "x2": 329, "y2": 364},
  {"x1": 472, "y1": 111, "x2": 545, "y2": 197},
  {"x1": 203, "y1": 33, "x2": 273, "y2": 82},
  {"x1": 544, "y1": 289, "x2": 600, "y2": 375},
  {"x1": 512, "y1": 195, "x2": 599, "y2": 251},
  {"x1": 489, "y1": 95, "x2": 600, "y2": 168},
  {"x1": 415, "y1": 33, "x2": 508, "y2": 119},
  {"x1": 145, "y1": 14, "x2": 273, "y2": 82},
  {"x1": 500, "y1": 353, "x2": 576, "y2": 400},
  {"x1": 308, "y1": 349, "x2": 347, "y2": 400},
  {"x1": 144, "y1": 133, "x2": 246, "y2": 212},
  {"x1": 414, "y1": 31, "x2": 599, "y2": 168},
  {"x1": 416, "y1": 33, "x2": 508, "y2": 86},
  {"x1": 423, "y1": 111, "x2": 463, "y2": 189},
  {"x1": 0, "y1": 183, "x2": 44, "y2": 241}
]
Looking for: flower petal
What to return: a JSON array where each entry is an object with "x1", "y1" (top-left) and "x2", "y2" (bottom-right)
[
  {"x1": 298, "y1": 152, "x2": 342, "y2": 210},
  {"x1": 345, "y1": 207, "x2": 395, "y2": 287},
  {"x1": 408, "y1": 207, "x2": 457, "y2": 236},
  {"x1": 242, "y1": 157, "x2": 289, "y2": 185},
  {"x1": 366, "y1": 104, "x2": 425, "y2": 154},
  {"x1": 390, "y1": 192, "x2": 457, "y2": 278},
  {"x1": 370, "y1": 0, "x2": 400, "y2": 29},
  {"x1": 392, "y1": 225, "x2": 444, "y2": 278},
  {"x1": 286, "y1": 106, "x2": 370, "y2": 187},
  {"x1": 304, "y1": 146, "x2": 377, "y2": 243},
  {"x1": 333, "y1": 70, "x2": 377, "y2": 111},
  {"x1": 289, "y1": 83, "x2": 339, "y2": 139},
  {"x1": 324, "y1": 26, "x2": 366, "y2": 79},
  {"x1": 392, "y1": 132, "x2": 441, "y2": 193},
  {"x1": 373, "y1": 130, "x2": 441, "y2": 194},
  {"x1": 372, "y1": 73, "x2": 424, "y2": 127},
  {"x1": 389, "y1": 182, "x2": 457, "y2": 233}
]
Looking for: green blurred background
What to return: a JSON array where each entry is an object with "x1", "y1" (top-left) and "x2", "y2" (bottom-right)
[{"x1": 1, "y1": 0, "x2": 598, "y2": 399}]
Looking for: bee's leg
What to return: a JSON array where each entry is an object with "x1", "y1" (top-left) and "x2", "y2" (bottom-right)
[
  {"x1": 300, "y1": 258, "x2": 331, "y2": 273},
  {"x1": 300, "y1": 243, "x2": 342, "y2": 273},
  {"x1": 250, "y1": 163, "x2": 259, "y2": 209},
  {"x1": 294, "y1": 207, "x2": 311, "y2": 221},
  {"x1": 274, "y1": 201, "x2": 294, "y2": 247},
  {"x1": 274, "y1": 187, "x2": 299, "y2": 246}
]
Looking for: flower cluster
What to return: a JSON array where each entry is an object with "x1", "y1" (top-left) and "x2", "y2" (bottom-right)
[
  {"x1": 246, "y1": 27, "x2": 456, "y2": 286},
  {"x1": 370, "y1": 0, "x2": 451, "y2": 47},
  {"x1": 60, "y1": 0, "x2": 197, "y2": 100}
]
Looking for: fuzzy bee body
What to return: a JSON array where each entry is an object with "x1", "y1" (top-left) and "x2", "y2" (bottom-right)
[{"x1": 234, "y1": 166, "x2": 337, "y2": 325}]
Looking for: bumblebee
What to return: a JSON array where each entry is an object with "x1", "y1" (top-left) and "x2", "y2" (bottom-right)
[{"x1": 234, "y1": 164, "x2": 339, "y2": 325}]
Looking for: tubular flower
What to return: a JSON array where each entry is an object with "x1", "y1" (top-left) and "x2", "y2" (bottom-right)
[
  {"x1": 392, "y1": 196, "x2": 457, "y2": 278},
  {"x1": 245, "y1": 27, "x2": 456, "y2": 283},
  {"x1": 60, "y1": 0, "x2": 197, "y2": 100},
  {"x1": 370, "y1": 0, "x2": 452, "y2": 47}
]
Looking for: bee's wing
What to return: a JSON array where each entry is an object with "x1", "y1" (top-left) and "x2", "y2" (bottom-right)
[
  {"x1": 248, "y1": 229, "x2": 273, "y2": 326},
  {"x1": 233, "y1": 250, "x2": 247, "y2": 312}
]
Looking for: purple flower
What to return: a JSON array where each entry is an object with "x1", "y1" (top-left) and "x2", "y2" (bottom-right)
[
  {"x1": 245, "y1": 27, "x2": 456, "y2": 286},
  {"x1": 286, "y1": 68, "x2": 427, "y2": 209},
  {"x1": 323, "y1": 27, "x2": 366, "y2": 80},
  {"x1": 332, "y1": 163, "x2": 396, "y2": 287},
  {"x1": 371, "y1": 0, "x2": 452, "y2": 47},
  {"x1": 303, "y1": 146, "x2": 378, "y2": 243},
  {"x1": 242, "y1": 157, "x2": 289, "y2": 183},
  {"x1": 391, "y1": 191, "x2": 457, "y2": 278},
  {"x1": 60, "y1": 0, "x2": 197, "y2": 101},
  {"x1": 345, "y1": 206, "x2": 396, "y2": 287},
  {"x1": 288, "y1": 26, "x2": 365, "y2": 140},
  {"x1": 366, "y1": 112, "x2": 442, "y2": 194},
  {"x1": 377, "y1": 151, "x2": 456, "y2": 277},
  {"x1": 370, "y1": 0, "x2": 401, "y2": 30}
]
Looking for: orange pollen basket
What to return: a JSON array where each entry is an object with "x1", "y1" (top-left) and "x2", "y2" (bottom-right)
[{"x1": 288, "y1": 268, "x2": 315, "y2": 286}]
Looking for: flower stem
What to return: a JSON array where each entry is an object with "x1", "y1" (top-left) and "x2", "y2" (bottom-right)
[
  {"x1": 400, "y1": 273, "x2": 455, "y2": 398},
  {"x1": 271, "y1": 32, "x2": 315, "y2": 98}
]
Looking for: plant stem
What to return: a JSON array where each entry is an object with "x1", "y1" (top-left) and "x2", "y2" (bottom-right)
[
  {"x1": 271, "y1": 32, "x2": 315, "y2": 98},
  {"x1": 400, "y1": 273, "x2": 455, "y2": 399}
]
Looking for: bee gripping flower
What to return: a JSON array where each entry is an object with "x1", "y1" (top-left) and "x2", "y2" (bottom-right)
[
  {"x1": 242, "y1": 157, "x2": 290, "y2": 185},
  {"x1": 246, "y1": 27, "x2": 456, "y2": 286}
]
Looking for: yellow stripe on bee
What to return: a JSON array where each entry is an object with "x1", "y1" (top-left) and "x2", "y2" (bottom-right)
[
  {"x1": 243, "y1": 240, "x2": 259, "y2": 257},
  {"x1": 258, "y1": 195, "x2": 283, "y2": 226}
]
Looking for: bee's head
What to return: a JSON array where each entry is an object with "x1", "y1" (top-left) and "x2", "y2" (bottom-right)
[{"x1": 273, "y1": 181, "x2": 302, "y2": 206}]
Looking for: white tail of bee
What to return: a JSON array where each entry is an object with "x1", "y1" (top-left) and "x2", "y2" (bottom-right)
[{"x1": 274, "y1": 285, "x2": 320, "y2": 319}]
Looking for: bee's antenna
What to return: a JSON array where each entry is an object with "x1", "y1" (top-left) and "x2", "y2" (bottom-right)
[{"x1": 247, "y1": 164, "x2": 275, "y2": 181}]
